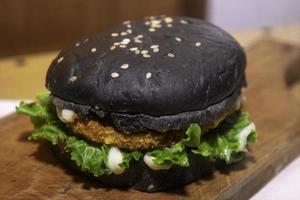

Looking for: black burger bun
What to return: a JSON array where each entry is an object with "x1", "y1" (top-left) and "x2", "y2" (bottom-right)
[{"x1": 46, "y1": 16, "x2": 246, "y2": 133}]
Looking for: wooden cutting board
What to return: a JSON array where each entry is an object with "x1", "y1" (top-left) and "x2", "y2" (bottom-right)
[{"x1": 0, "y1": 39, "x2": 300, "y2": 200}]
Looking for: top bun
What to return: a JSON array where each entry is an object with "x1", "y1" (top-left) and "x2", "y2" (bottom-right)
[{"x1": 46, "y1": 16, "x2": 246, "y2": 132}]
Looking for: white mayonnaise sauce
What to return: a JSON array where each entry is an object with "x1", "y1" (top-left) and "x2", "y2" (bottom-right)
[
  {"x1": 236, "y1": 122, "x2": 256, "y2": 151},
  {"x1": 56, "y1": 108, "x2": 77, "y2": 123},
  {"x1": 143, "y1": 154, "x2": 171, "y2": 170},
  {"x1": 107, "y1": 146, "x2": 125, "y2": 174}
]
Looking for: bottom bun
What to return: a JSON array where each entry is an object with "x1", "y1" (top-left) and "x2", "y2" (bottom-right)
[{"x1": 54, "y1": 143, "x2": 217, "y2": 192}]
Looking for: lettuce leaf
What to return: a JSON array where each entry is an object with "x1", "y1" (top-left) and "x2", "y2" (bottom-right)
[
  {"x1": 16, "y1": 92, "x2": 56, "y2": 128},
  {"x1": 149, "y1": 111, "x2": 256, "y2": 166},
  {"x1": 148, "y1": 142, "x2": 189, "y2": 167},
  {"x1": 192, "y1": 111, "x2": 256, "y2": 164},
  {"x1": 119, "y1": 151, "x2": 143, "y2": 168},
  {"x1": 147, "y1": 123, "x2": 201, "y2": 167},
  {"x1": 65, "y1": 137, "x2": 111, "y2": 176},
  {"x1": 182, "y1": 123, "x2": 202, "y2": 147},
  {"x1": 16, "y1": 93, "x2": 112, "y2": 176},
  {"x1": 29, "y1": 124, "x2": 66, "y2": 145}
]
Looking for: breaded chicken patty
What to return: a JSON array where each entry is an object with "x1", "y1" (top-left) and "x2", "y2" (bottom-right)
[{"x1": 68, "y1": 100, "x2": 241, "y2": 150}]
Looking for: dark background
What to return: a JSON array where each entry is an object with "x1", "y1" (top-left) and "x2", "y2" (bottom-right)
[{"x1": 0, "y1": 0, "x2": 205, "y2": 57}]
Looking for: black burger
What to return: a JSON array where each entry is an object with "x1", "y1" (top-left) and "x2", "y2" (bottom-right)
[{"x1": 16, "y1": 16, "x2": 257, "y2": 192}]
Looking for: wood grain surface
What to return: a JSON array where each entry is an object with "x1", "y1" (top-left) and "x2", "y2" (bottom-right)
[{"x1": 0, "y1": 39, "x2": 300, "y2": 200}]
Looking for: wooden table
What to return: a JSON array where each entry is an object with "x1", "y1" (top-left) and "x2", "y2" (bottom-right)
[{"x1": 0, "y1": 24, "x2": 299, "y2": 99}]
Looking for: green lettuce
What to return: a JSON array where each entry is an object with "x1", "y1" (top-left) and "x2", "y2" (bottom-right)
[
  {"x1": 147, "y1": 142, "x2": 189, "y2": 167},
  {"x1": 147, "y1": 124, "x2": 201, "y2": 167},
  {"x1": 119, "y1": 151, "x2": 143, "y2": 168},
  {"x1": 192, "y1": 111, "x2": 256, "y2": 164},
  {"x1": 16, "y1": 93, "x2": 257, "y2": 176},
  {"x1": 29, "y1": 124, "x2": 66, "y2": 145},
  {"x1": 15, "y1": 94, "x2": 94, "y2": 175},
  {"x1": 65, "y1": 137, "x2": 111, "y2": 176},
  {"x1": 16, "y1": 93, "x2": 146, "y2": 176},
  {"x1": 148, "y1": 111, "x2": 256, "y2": 166}
]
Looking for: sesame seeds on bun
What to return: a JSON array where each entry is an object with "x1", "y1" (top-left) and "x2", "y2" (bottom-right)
[{"x1": 46, "y1": 16, "x2": 246, "y2": 133}]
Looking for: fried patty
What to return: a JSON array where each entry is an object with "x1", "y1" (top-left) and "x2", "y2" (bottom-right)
[{"x1": 68, "y1": 98, "x2": 241, "y2": 150}]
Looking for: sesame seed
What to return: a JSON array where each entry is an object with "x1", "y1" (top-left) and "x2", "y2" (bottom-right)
[
  {"x1": 180, "y1": 20, "x2": 188, "y2": 24},
  {"x1": 149, "y1": 16, "x2": 155, "y2": 20},
  {"x1": 145, "y1": 21, "x2": 150, "y2": 25},
  {"x1": 135, "y1": 50, "x2": 141, "y2": 54},
  {"x1": 111, "y1": 72, "x2": 119, "y2": 78},
  {"x1": 136, "y1": 35, "x2": 143, "y2": 38},
  {"x1": 121, "y1": 32, "x2": 127, "y2": 36},
  {"x1": 121, "y1": 38, "x2": 131, "y2": 45},
  {"x1": 151, "y1": 20, "x2": 161, "y2": 25},
  {"x1": 153, "y1": 48, "x2": 159, "y2": 53},
  {"x1": 175, "y1": 37, "x2": 182, "y2": 42},
  {"x1": 111, "y1": 33, "x2": 119, "y2": 37},
  {"x1": 91, "y1": 47, "x2": 97, "y2": 52},
  {"x1": 126, "y1": 24, "x2": 132, "y2": 28},
  {"x1": 168, "y1": 53, "x2": 175, "y2": 58},
  {"x1": 114, "y1": 42, "x2": 120, "y2": 46},
  {"x1": 75, "y1": 42, "x2": 80, "y2": 47},
  {"x1": 150, "y1": 45, "x2": 159, "y2": 49},
  {"x1": 123, "y1": 20, "x2": 130, "y2": 25},
  {"x1": 69, "y1": 76, "x2": 77, "y2": 82},
  {"x1": 134, "y1": 39, "x2": 142, "y2": 43},
  {"x1": 120, "y1": 64, "x2": 129, "y2": 69},
  {"x1": 110, "y1": 46, "x2": 116, "y2": 50},
  {"x1": 83, "y1": 38, "x2": 89, "y2": 43},
  {"x1": 146, "y1": 72, "x2": 152, "y2": 79},
  {"x1": 164, "y1": 17, "x2": 173, "y2": 23},
  {"x1": 129, "y1": 47, "x2": 138, "y2": 51},
  {"x1": 152, "y1": 24, "x2": 162, "y2": 28},
  {"x1": 195, "y1": 42, "x2": 202, "y2": 47},
  {"x1": 119, "y1": 44, "x2": 126, "y2": 48},
  {"x1": 149, "y1": 28, "x2": 155, "y2": 32},
  {"x1": 126, "y1": 29, "x2": 132, "y2": 34},
  {"x1": 57, "y1": 57, "x2": 64, "y2": 63},
  {"x1": 143, "y1": 54, "x2": 151, "y2": 58},
  {"x1": 167, "y1": 24, "x2": 173, "y2": 28},
  {"x1": 141, "y1": 50, "x2": 148, "y2": 54},
  {"x1": 130, "y1": 47, "x2": 138, "y2": 51}
]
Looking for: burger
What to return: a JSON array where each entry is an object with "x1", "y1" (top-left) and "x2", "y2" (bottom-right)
[{"x1": 16, "y1": 16, "x2": 256, "y2": 192}]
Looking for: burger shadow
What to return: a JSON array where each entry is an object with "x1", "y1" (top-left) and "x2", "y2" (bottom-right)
[
  {"x1": 18, "y1": 131, "x2": 32, "y2": 142},
  {"x1": 74, "y1": 176, "x2": 130, "y2": 192},
  {"x1": 163, "y1": 152, "x2": 256, "y2": 196},
  {"x1": 18, "y1": 131, "x2": 62, "y2": 167},
  {"x1": 218, "y1": 150, "x2": 257, "y2": 175},
  {"x1": 163, "y1": 173, "x2": 215, "y2": 196}
]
